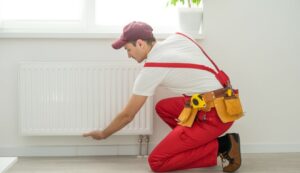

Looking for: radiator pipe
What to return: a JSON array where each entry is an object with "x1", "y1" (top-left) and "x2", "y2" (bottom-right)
[
  {"x1": 143, "y1": 135, "x2": 150, "y2": 157},
  {"x1": 137, "y1": 135, "x2": 143, "y2": 158}
]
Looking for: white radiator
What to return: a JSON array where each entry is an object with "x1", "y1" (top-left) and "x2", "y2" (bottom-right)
[{"x1": 19, "y1": 62, "x2": 153, "y2": 136}]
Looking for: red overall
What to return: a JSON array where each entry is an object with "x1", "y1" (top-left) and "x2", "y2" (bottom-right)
[
  {"x1": 147, "y1": 33, "x2": 234, "y2": 172},
  {"x1": 148, "y1": 98, "x2": 233, "y2": 172}
]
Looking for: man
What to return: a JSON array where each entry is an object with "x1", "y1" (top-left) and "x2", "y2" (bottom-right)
[{"x1": 83, "y1": 21, "x2": 241, "y2": 172}]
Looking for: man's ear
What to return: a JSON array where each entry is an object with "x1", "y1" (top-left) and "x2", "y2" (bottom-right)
[{"x1": 136, "y1": 39, "x2": 144, "y2": 48}]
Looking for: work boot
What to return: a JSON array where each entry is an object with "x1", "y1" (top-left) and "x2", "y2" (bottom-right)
[{"x1": 219, "y1": 133, "x2": 241, "y2": 172}]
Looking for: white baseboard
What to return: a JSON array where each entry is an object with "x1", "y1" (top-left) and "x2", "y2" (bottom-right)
[
  {"x1": 242, "y1": 144, "x2": 300, "y2": 153},
  {"x1": 0, "y1": 157, "x2": 18, "y2": 173},
  {"x1": 0, "y1": 145, "x2": 141, "y2": 157},
  {"x1": 1, "y1": 144, "x2": 300, "y2": 157}
]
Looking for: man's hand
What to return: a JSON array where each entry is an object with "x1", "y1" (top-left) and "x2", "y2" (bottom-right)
[
  {"x1": 82, "y1": 94, "x2": 147, "y2": 140},
  {"x1": 82, "y1": 130, "x2": 107, "y2": 140}
]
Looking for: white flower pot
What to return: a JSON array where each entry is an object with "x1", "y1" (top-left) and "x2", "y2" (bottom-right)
[{"x1": 178, "y1": 8, "x2": 203, "y2": 34}]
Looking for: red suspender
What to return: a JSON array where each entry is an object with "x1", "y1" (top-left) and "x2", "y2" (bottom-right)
[
  {"x1": 144, "y1": 62, "x2": 217, "y2": 75},
  {"x1": 175, "y1": 32, "x2": 221, "y2": 72},
  {"x1": 143, "y1": 32, "x2": 231, "y2": 87}
]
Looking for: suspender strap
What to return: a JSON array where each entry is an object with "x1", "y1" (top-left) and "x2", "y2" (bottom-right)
[
  {"x1": 144, "y1": 32, "x2": 231, "y2": 87},
  {"x1": 144, "y1": 62, "x2": 230, "y2": 87},
  {"x1": 176, "y1": 32, "x2": 220, "y2": 72},
  {"x1": 144, "y1": 62, "x2": 217, "y2": 75}
]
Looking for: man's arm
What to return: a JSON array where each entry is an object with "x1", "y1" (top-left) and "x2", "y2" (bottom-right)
[{"x1": 83, "y1": 94, "x2": 148, "y2": 140}]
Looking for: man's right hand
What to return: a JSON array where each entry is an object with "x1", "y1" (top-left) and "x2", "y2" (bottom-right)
[
  {"x1": 82, "y1": 95, "x2": 147, "y2": 141},
  {"x1": 82, "y1": 130, "x2": 107, "y2": 140}
]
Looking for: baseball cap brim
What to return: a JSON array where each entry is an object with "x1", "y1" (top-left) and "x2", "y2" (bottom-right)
[{"x1": 112, "y1": 38, "x2": 127, "y2": 49}]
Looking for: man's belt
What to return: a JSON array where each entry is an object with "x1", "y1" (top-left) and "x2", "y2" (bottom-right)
[
  {"x1": 189, "y1": 87, "x2": 234, "y2": 110},
  {"x1": 203, "y1": 87, "x2": 229, "y2": 101}
]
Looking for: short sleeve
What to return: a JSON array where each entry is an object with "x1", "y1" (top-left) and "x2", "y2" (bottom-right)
[{"x1": 132, "y1": 68, "x2": 169, "y2": 96}]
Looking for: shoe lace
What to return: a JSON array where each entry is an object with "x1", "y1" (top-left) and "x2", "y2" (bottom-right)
[{"x1": 220, "y1": 152, "x2": 234, "y2": 168}]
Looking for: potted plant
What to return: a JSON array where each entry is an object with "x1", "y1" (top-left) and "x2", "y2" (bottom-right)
[{"x1": 167, "y1": 0, "x2": 203, "y2": 34}]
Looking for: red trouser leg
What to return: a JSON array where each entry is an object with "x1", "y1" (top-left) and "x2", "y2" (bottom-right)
[{"x1": 149, "y1": 97, "x2": 233, "y2": 172}]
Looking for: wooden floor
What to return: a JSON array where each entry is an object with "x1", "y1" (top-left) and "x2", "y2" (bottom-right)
[{"x1": 6, "y1": 153, "x2": 300, "y2": 173}]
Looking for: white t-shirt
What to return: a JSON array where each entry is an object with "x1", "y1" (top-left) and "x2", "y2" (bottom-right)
[{"x1": 133, "y1": 33, "x2": 223, "y2": 96}]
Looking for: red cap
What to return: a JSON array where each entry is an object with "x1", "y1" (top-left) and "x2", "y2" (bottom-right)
[{"x1": 112, "y1": 21, "x2": 154, "y2": 49}]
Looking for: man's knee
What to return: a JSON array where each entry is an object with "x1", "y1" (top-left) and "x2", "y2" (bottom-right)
[
  {"x1": 148, "y1": 153, "x2": 163, "y2": 172},
  {"x1": 155, "y1": 99, "x2": 168, "y2": 115}
]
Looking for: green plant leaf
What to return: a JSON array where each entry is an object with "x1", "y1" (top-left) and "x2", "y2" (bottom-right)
[
  {"x1": 171, "y1": 0, "x2": 178, "y2": 6},
  {"x1": 167, "y1": 0, "x2": 201, "y2": 7},
  {"x1": 192, "y1": 0, "x2": 201, "y2": 6}
]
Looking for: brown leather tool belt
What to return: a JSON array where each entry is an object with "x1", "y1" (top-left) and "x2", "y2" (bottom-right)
[
  {"x1": 184, "y1": 87, "x2": 234, "y2": 112},
  {"x1": 199, "y1": 87, "x2": 230, "y2": 112},
  {"x1": 202, "y1": 87, "x2": 229, "y2": 102},
  {"x1": 180, "y1": 87, "x2": 243, "y2": 125}
]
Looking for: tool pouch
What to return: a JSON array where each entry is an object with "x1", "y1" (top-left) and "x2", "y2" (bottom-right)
[
  {"x1": 178, "y1": 107, "x2": 198, "y2": 127},
  {"x1": 214, "y1": 93, "x2": 244, "y2": 123},
  {"x1": 177, "y1": 102, "x2": 198, "y2": 127}
]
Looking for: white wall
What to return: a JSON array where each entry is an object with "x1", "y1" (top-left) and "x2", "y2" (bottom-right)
[
  {"x1": 0, "y1": 0, "x2": 300, "y2": 156},
  {"x1": 202, "y1": 0, "x2": 300, "y2": 152}
]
